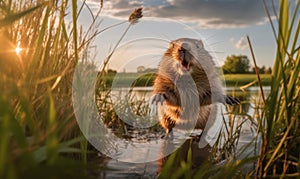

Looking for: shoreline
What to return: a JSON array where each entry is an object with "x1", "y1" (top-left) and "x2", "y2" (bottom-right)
[{"x1": 100, "y1": 73, "x2": 272, "y2": 87}]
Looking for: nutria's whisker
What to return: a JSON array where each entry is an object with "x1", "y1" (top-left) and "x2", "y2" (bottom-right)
[
  {"x1": 206, "y1": 51, "x2": 225, "y2": 54},
  {"x1": 204, "y1": 34, "x2": 218, "y2": 41},
  {"x1": 207, "y1": 41, "x2": 225, "y2": 47}
]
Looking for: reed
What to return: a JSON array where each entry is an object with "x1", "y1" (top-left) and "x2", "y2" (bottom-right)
[
  {"x1": 0, "y1": 0, "x2": 105, "y2": 178},
  {"x1": 257, "y1": 0, "x2": 300, "y2": 177},
  {"x1": 159, "y1": 0, "x2": 299, "y2": 178}
]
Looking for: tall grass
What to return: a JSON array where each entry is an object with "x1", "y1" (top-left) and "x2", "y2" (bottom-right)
[
  {"x1": 257, "y1": 0, "x2": 300, "y2": 177},
  {"x1": 0, "y1": 0, "x2": 103, "y2": 178},
  {"x1": 0, "y1": 0, "x2": 145, "y2": 177}
]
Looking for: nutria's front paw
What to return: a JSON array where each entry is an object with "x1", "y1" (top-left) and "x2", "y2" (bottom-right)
[
  {"x1": 225, "y1": 95, "x2": 240, "y2": 105},
  {"x1": 148, "y1": 93, "x2": 167, "y2": 116},
  {"x1": 151, "y1": 93, "x2": 167, "y2": 105}
]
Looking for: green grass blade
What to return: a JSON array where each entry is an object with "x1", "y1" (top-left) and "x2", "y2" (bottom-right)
[
  {"x1": 288, "y1": 1, "x2": 300, "y2": 54},
  {"x1": 290, "y1": 3, "x2": 300, "y2": 56},
  {"x1": 71, "y1": 0, "x2": 79, "y2": 64},
  {"x1": 26, "y1": 5, "x2": 49, "y2": 82},
  {"x1": 0, "y1": 4, "x2": 43, "y2": 26},
  {"x1": 0, "y1": 115, "x2": 9, "y2": 175},
  {"x1": 46, "y1": 89, "x2": 58, "y2": 165}
]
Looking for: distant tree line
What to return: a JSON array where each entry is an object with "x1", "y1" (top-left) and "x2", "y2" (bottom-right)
[
  {"x1": 107, "y1": 69, "x2": 117, "y2": 75},
  {"x1": 106, "y1": 55, "x2": 272, "y2": 75},
  {"x1": 222, "y1": 55, "x2": 272, "y2": 74},
  {"x1": 137, "y1": 66, "x2": 157, "y2": 73}
]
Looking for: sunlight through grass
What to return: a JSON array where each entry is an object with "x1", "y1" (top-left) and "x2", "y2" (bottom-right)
[{"x1": 15, "y1": 46, "x2": 22, "y2": 55}]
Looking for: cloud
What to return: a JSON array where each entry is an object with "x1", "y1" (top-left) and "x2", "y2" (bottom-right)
[
  {"x1": 86, "y1": 0, "x2": 279, "y2": 29},
  {"x1": 87, "y1": 0, "x2": 143, "y2": 19},
  {"x1": 235, "y1": 37, "x2": 248, "y2": 50}
]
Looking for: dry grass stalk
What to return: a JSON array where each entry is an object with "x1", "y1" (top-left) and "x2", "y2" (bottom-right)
[{"x1": 128, "y1": 7, "x2": 143, "y2": 24}]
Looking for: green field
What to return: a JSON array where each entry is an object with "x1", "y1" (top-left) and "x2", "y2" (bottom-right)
[
  {"x1": 102, "y1": 73, "x2": 272, "y2": 87},
  {"x1": 223, "y1": 74, "x2": 271, "y2": 86}
]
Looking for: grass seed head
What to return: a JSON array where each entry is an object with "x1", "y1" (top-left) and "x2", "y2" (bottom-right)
[{"x1": 128, "y1": 7, "x2": 143, "y2": 24}]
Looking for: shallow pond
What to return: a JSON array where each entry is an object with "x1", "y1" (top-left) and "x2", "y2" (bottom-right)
[{"x1": 95, "y1": 86, "x2": 270, "y2": 178}]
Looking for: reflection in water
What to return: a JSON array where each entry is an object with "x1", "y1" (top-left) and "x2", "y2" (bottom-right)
[
  {"x1": 157, "y1": 137, "x2": 211, "y2": 174},
  {"x1": 95, "y1": 87, "x2": 267, "y2": 178},
  {"x1": 96, "y1": 135, "x2": 211, "y2": 178}
]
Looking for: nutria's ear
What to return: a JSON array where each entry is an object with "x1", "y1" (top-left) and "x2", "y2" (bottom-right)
[{"x1": 196, "y1": 40, "x2": 204, "y2": 49}]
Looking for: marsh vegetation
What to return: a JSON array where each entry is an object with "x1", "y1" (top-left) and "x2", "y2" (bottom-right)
[{"x1": 0, "y1": 0, "x2": 299, "y2": 178}]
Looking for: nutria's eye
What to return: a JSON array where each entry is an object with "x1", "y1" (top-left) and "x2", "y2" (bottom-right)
[
  {"x1": 170, "y1": 42, "x2": 175, "y2": 49},
  {"x1": 196, "y1": 40, "x2": 204, "y2": 49}
]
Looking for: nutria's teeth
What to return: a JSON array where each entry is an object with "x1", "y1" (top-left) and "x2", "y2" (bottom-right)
[
  {"x1": 181, "y1": 60, "x2": 190, "y2": 70},
  {"x1": 179, "y1": 49, "x2": 186, "y2": 61}
]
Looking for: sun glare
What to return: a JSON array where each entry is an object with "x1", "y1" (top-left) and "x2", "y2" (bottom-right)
[{"x1": 15, "y1": 46, "x2": 22, "y2": 55}]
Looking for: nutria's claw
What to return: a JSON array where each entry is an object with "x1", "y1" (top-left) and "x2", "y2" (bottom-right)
[
  {"x1": 225, "y1": 95, "x2": 240, "y2": 105},
  {"x1": 151, "y1": 93, "x2": 167, "y2": 105},
  {"x1": 148, "y1": 93, "x2": 167, "y2": 116}
]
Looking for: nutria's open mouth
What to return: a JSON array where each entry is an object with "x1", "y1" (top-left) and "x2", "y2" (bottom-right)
[
  {"x1": 181, "y1": 59, "x2": 190, "y2": 70},
  {"x1": 178, "y1": 49, "x2": 190, "y2": 71}
]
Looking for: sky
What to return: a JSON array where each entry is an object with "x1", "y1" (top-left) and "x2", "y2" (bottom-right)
[{"x1": 77, "y1": 0, "x2": 297, "y2": 72}]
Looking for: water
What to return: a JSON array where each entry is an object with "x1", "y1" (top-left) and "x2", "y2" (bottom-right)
[{"x1": 96, "y1": 86, "x2": 269, "y2": 178}]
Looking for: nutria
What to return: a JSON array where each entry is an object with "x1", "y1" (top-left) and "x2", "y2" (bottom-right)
[{"x1": 152, "y1": 38, "x2": 239, "y2": 137}]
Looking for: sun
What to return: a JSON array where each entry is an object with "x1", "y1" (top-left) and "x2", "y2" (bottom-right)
[{"x1": 15, "y1": 46, "x2": 22, "y2": 55}]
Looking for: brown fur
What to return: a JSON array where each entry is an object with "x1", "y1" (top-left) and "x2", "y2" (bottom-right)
[{"x1": 153, "y1": 38, "x2": 235, "y2": 135}]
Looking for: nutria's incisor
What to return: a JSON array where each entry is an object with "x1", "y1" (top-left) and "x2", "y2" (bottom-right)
[{"x1": 152, "y1": 38, "x2": 239, "y2": 137}]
